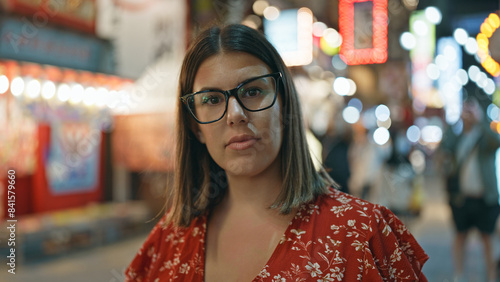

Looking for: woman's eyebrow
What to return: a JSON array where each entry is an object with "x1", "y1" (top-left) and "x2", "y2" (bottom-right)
[
  {"x1": 195, "y1": 73, "x2": 268, "y2": 92},
  {"x1": 196, "y1": 86, "x2": 223, "y2": 92}
]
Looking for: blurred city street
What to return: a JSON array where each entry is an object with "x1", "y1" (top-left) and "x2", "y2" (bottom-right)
[
  {"x1": 1, "y1": 231, "x2": 145, "y2": 282},
  {"x1": 1, "y1": 170, "x2": 497, "y2": 282},
  {"x1": 1, "y1": 0, "x2": 500, "y2": 281}
]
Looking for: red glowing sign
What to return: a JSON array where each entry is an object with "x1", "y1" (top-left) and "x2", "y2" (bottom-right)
[{"x1": 339, "y1": 0, "x2": 388, "y2": 65}]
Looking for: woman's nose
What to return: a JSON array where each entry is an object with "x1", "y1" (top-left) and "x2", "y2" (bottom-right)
[{"x1": 226, "y1": 96, "x2": 248, "y2": 125}]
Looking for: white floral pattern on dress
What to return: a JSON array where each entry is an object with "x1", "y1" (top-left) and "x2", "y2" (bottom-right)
[{"x1": 125, "y1": 188, "x2": 428, "y2": 281}]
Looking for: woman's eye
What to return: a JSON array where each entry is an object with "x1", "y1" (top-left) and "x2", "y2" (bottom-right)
[
  {"x1": 243, "y1": 88, "x2": 262, "y2": 97},
  {"x1": 201, "y1": 95, "x2": 222, "y2": 105}
]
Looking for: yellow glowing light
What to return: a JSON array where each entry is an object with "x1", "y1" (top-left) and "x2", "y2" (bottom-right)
[
  {"x1": 495, "y1": 121, "x2": 500, "y2": 134},
  {"x1": 489, "y1": 13, "x2": 500, "y2": 28},
  {"x1": 320, "y1": 37, "x2": 340, "y2": 56},
  {"x1": 481, "y1": 22, "x2": 493, "y2": 37},
  {"x1": 477, "y1": 13, "x2": 500, "y2": 77}
]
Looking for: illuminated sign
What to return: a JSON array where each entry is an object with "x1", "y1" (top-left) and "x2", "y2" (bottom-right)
[
  {"x1": 437, "y1": 38, "x2": 462, "y2": 124},
  {"x1": 339, "y1": 0, "x2": 388, "y2": 65},
  {"x1": 477, "y1": 13, "x2": 500, "y2": 77},
  {"x1": 264, "y1": 8, "x2": 313, "y2": 66},
  {"x1": 409, "y1": 10, "x2": 437, "y2": 110}
]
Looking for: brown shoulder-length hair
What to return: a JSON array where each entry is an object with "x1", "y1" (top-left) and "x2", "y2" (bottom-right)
[{"x1": 168, "y1": 24, "x2": 333, "y2": 227}]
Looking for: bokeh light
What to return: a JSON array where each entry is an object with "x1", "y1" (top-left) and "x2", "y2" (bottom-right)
[
  {"x1": 484, "y1": 78, "x2": 496, "y2": 95},
  {"x1": 333, "y1": 77, "x2": 350, "y2": 96},
  {"x1": 421, "y1": 125, "x2": 443, "y2": 143},
  {"x1": 69, "y1": 83, "x2": 84, "y2": 104},
  {"x1": 263, "y1": 6, "x2": 280, "y2": 21},
  {"x1": 83, "y1": 87, "x2": 97, "y2": 106},
  {"x1": 453, "y1": 28, "x2": 469, "y2": 45},
  {"x1": 400, "y1": 32, "x2": 416, "y2": 50},
  {"x1": 487, "y1": 103, "x2": 500, "y2": 121},
  {"x1": 26, "y1": 79, "x2": 41, "y2": 99},
  {"x1": 426, "y1": 63, "x2": 440, "y2": 80},
  {"x1": 464, "y1": 37, "x2": 478, "y2": 54},
  {"x1": 41, "y1": 81, "x2": 56, "y2": 100},
  {"x1": 252, "y1": 0, "x2": 269, "y2": 16},
  {"x1": 343, "y1": 106, "x2": 360, "y2": 124},
  {"x1": 455, "y1": 69, "x2": 469, "y2": 85},
  {"x1": 435, "y1": 55, "x2": 449, "y2": 70},
  {"x1": 373, "y1": 127, "x2": 390, "y2": 145},
  {"x1": 348, "y1": 98, "x2": 363, "y2": 112},
  {"x1": 377, "y1": 118, "x2": 392, "y2": 129},
  {"x1": 332, "y1": 55, "x2": 347, "y2": 70},
  {"x1": 10, "y1": 77, "x2": 24, "y2": 97},
  {"x1": 425, "y1": 7, "x2": 442, "y2": 24},
  {"x1": 468, "y1": 65, "x2": 480, "y2": 82},
  {"x1": 409, "y1": 149, "x2": 426, "y2": 174},
  {"x1": 375, "y1": 104, "x2": 390, "y2": 121},
  {"x1": 406, "y1": 125, "x2": 421, "y2": 143},
  {"x1": 0, "y1": 75, "x2": 9, "y2": 94},
  {"x1": 57, "y1": 83, "x2": 70, "y2": 102},
  {"x1": 413, "y1": 20, "x2": 429, "y2": 36},
  {"x1": 312, "y1": 22, "x2": 327, "y2": 37},
  {"x1": 96, "y1": 87, "x2": 109, "y2": 107}
]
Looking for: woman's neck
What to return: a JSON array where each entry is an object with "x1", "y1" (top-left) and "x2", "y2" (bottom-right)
[{"x1": 222, "y1": 159, "x2": 283, "y2": 213}]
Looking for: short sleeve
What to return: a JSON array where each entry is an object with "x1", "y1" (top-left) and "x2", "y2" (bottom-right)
[
  {"x1": 364, "y1": 205, "x2": 429, "y2": 281},
  {"x1": 125, "y1": 216, "x2": 166, "y2": 282}
]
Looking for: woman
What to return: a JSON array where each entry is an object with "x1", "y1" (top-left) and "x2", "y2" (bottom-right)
[{"x1": 125, "y1": 24, "x2": 428, "y2": 281}]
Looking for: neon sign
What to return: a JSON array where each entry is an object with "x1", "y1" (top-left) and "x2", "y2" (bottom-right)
[
  {"x1": 339, "y1": 0, "x2": 388, "y2": 65},
  {"x1": 477, "y1": 13, "x2": 500, "y2": 77}
]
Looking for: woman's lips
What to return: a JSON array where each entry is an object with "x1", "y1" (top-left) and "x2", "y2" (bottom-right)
[
  {"x1": 226, "y1": 138, "x2": 258, "y2": 150},
  {"x1": 226, "y1": 135, "x2": 260, "y2": 150}
]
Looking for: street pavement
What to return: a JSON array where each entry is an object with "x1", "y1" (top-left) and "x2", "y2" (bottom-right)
[{"x1": 1, "y1": 172, "x2": 497, "y2": 282}]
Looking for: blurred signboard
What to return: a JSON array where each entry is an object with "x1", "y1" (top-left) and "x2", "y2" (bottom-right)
[
  {"x1": 0, "y1": 18, "x2": 114, "y2": 73},
  {"x1": 264, "y1": 8, "x2": 313, "y2": 66},
  {"x1": 0, "y1": 95, "x2": 37, "y2": 177},
  {"x1": 339, "y1": 0, "x2": 388, "y2": 65},
  {"x1": 46, "y1": 122, "x2": 101, "y2": 194},
  {"x1": 409, "y1": 10, "x2": 438, "y2": 110},
  {"x1": 112, "y1": 114, "x2": 175, "y2": 172},
  {"x1": 437, "y1": 38, "x2": 462, "y2": 124},
  {"x1": 1, "y1": 0, "x2": 96, "y2": 33}
]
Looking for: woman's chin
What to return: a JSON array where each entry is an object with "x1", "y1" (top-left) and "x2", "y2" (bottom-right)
[{"x1": 223, "y1": 160, "x2": 261, "y2": 177}]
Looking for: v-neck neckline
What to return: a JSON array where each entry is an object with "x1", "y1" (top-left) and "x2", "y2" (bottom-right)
[{"x1": 200, "y1": 206, "x2": 302, "y2": 281}]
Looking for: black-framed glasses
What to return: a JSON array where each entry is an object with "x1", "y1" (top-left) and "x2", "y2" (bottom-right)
[{"x1": 180, "y1": 72, "x2": 282, "y2": 124}]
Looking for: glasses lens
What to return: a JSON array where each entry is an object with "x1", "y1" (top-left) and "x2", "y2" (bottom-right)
[
  {"x1": 189, "y1": 91, "x2": 226, "y2": 122},
  {"x1": 237, "y1": 76, "x2": 277, "y2": 111}
]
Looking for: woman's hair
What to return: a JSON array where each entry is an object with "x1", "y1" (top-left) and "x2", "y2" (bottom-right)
[{"x1": 168, "y1": 24, "x2": 332, "y2": 227}]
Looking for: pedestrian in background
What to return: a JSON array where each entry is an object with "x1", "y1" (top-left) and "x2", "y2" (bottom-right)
[
  {"x1": 320, "y1": 112, "x2": 352, "y2": 194},
  {"x1": 440, "y1": 97, "x2": 500, "y2": 282}
]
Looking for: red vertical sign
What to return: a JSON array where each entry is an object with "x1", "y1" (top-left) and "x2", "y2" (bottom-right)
[{"x1": 339, "y1": 0, "x2": 388, "y2": 65}]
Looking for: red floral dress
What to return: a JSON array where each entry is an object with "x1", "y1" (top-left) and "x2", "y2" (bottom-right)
[{"x1": 125, "y1": 188, "x2": 429, "y2": 281}]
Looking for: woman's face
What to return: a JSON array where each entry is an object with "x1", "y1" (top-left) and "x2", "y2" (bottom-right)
[{"x1": 192, "y1": 52, "x2": 283, "y2": 178}]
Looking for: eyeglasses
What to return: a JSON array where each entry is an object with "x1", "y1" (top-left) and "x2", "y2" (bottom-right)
[{"x1": 180, "y1": 72, "x2": 282, "y2": 124}]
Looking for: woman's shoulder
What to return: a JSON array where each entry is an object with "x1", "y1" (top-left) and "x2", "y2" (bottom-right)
[
  {"x1": 310, "y1": 186, "x2": 380, "y2": 219},
  {"x1": 282, "y1": 187, "x2": 428, "y2": 280},
  {"x1": 125, "y1": 213, "x2": 206, "y2": 281},
  {"x1": 303, "y1": 187, "x2": 420, "y2": 241}
]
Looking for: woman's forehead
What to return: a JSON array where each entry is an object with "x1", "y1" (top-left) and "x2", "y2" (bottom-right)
[
  {"x1": 193, "y1": 52, "x2": 272, "y2": 90},
  {"x1": 198, "y1": 52, "x2": 270, "y2": 72}
]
